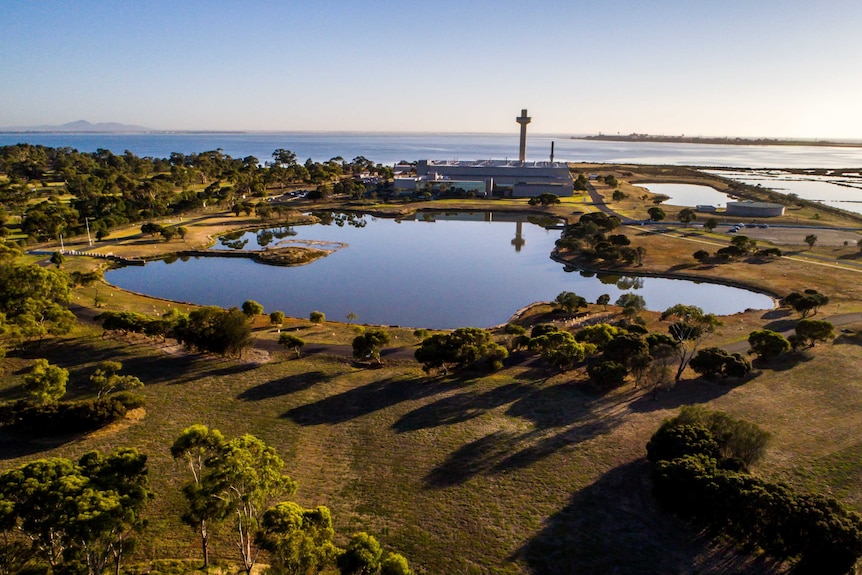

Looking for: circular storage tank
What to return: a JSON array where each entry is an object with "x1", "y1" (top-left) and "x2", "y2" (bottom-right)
[{"x1": 725, "y1": 201, "x2": 785, "y2": 217}]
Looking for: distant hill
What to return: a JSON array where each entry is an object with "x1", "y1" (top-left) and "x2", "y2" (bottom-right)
[
  {"x1": 578, "y1": 133, "x2": 862, "y2": 148},
  {"x1": 0, "y1": 120, "x2": 153, "y2": 133}
]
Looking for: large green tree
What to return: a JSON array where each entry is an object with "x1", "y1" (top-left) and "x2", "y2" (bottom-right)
[
  {"x1": 170, "y1": 425, "x2": 227, "y2": 568},
  {"x1": 257, "y1": 502, "x2": 341, "y2": 575},
  {"x1": 0, "y1": 448, "x2": 152, "y2": 575},
  {"x1": 204, "y1": 434, "x2": 297, "y2": 575},
  {"x1": 352, "y1": 329, "x2": 390, "y2": 365},
  {"x1": 660, "y1": 304, "x2": 722, "y2": 381},
  {"x1": 415, "y1": 327, "x2": 508, "y2": 374},
  {"x1": 22, "y1": 358, "x2": 68, "y2": 403}
]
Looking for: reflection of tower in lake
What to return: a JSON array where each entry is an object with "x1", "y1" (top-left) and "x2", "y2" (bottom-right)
[{"x1": 511, "y1": 221, "x2": 525, "y2": 252}]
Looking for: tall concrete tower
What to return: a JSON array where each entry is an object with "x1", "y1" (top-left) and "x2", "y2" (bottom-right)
[{"x1": 516, "y1": 108, "x2": 531, "y2": 163}]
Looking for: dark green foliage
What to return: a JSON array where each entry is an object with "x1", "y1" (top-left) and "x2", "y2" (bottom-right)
[
  {"x1": 676, "y1": 207, "x2": 697, "y2": 224},
  {"x1": 646, "y1": 423, "x2": 720, "y2": 464},
  {"x1": 174, "y1": 306, "x2": 251, "y2": 357},
  {"x1": 693, "y1": 249, "x2": 710, "y2": 262},
  {"x1": 748, "y1": 329, "x2": 791, "y2": 359},
  {"x1": 0, "y1": 395, "x2": 134, "y2": 436},
  {"x1": 415, "y1": 327, "x2": 508, "y2": 374},
  {"x1": 795, "y1": 318, "x2": 835, "y2": 347},
  {"x1": 645, "y1": 407, "x2": 862, "y2": 574},
  {"x1": 309, "y1": 310, "x2": 326, "y2": 324},
  {"x1": 337, "y1": 532, "x2": 382, "y2": 575},
  {"x1": 782, "y1": 290, "x2": 829, "y2": 317},
  {"x1": 716, "y1": 245, "x2": 745, "y2": 260},
  {"x1": 596, "y1": 293, "x2": 610, "y2": 309},
  {"x1": 503, "y1": 323, "x2": 526, "y2": 336},
  {"x1": 528, "y1": 193, "x2": 560, "y2": 206},
  {"x1": 586, "y1": 359, "x2": 627, "y2": 388},
  {"x1": 352, "y1": 329, "x2": 391, "y2": 364},
  {"x1": 554, "y1": 291, "x2": 587, "y2": 314},
  {"x1": 530, "y1": 323, "x2": 559, "y2": 338},
  {"x1": 647, "y1": 206, "x2": 665, "y2": 221},
  {"x1": 689, "y1": 347, "x2": 752, "y2": 380},
  {"x1": 0, "y1": 448, "x2": 152, "y2": 574},
  {"x1": 241, "y1": 299, "x2": 264, "y2": 318}
]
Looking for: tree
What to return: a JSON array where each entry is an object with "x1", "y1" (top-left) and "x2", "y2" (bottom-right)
[
  {"x1": 554, "y1": 291, "x2": 587, "y2": 314},
  {"x1": 612, "y1": 189, "x2": 626, "y2": 201},
  {"x1": 0, "y1": 448, "x2": 152, "y2": 575},
  {"x1": 381, "y1": 553, "x2": 414, "y2": 575},
  {"x1": 676, "y1": 208, "x2": 697, "y2": 226},
  {"x1": 242, "y1": 299, "x2": 264, "y2": 319},
  {"x1": 49, "y1": 251, "x2": 65, "y2": 268},
  {"x1": 346, "y1": 312, "x2": 359, "y2": 324},
  {"x1": 279, "y1": 334, "x2": 306, "y2": 358},
  {"x1": 587, "y1": 359, "x2": 627, "y2": 388},
  {"x1": 615, "y1": 293, "x2": 646, "y2": 319},
  {"x1": 703, "y1": 218, "x2": 718, "y2": 232},
  {"x1": 730, "y1": 235, "x2": 756, "y2": 254},
  {"x1": 22, "y1": 358, "x2": 67, "y2": 403},
  {"x1": 257, "y1": 502, "x2": 340, "y2": 575},
  {"x1": 352, "y1": 329, "x2": 390, "y2": 364},
  {"x1": 748, "y1": 329, "x2": 791, "y2": 360},
  {"x1": 528, "y1": 193, "x2": 560, "y2": 206},
  {"x1": 693, "y1": 249, "x2": 710, "y2": 263},
  {"x1": 660, "y1": 304, "x2": 722, "y2": 381},
  {"x1": 415, "y1": 327, "x2": 508, "y2": 374},
  {"x1": 175, "y1": 306, "x2": 252, "y2": 357},
  {"x1": 89, "y1": 360, "x2": 143, "y2": 398},
  {"x1": 647, "y1": 206, "x2": 665, "y2": 222},
  {"x1": 309, "y1": 311, "x2": 325, "y2": 324},
  {"x1": 795, "y1": 319, "x2": 834, "y2": 347},
  {"x1": 270, "y1": 311, "x2": 285, "y2": 331},
  {"x1": 0, "y1": 263, "x2": 76, "y2": 346},
  {"x1": 804, "y1": 234, "x2": 817, "y2": 249},
  {"x1": 176, "y1": 226, "x2": 188, "y2": 240},
  {"x1": 170, "y1": 425, "x2": 227, "y2": 568},
  {"x1": 596, "y1": 293, "x2": 610, "y2": 310},
  {"x1": 205, "y1": 434, "x2": 297, "y2": 575},
  {"x1": 337, "y1": 532, "x2": 382, "y2": 575}
]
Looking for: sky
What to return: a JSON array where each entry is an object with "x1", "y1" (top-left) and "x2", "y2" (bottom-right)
[{"x1": 2, "y1": 0, "x2": 862, "y2": 138}]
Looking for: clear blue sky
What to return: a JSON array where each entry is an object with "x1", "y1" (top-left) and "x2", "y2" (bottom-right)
[{"x1": 3, "y1": 0, "x2": 861, "y2": 138}]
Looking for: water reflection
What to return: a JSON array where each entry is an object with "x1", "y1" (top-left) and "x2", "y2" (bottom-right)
[{"x1": 105, "y1": 211, "x2": 773, "y2": 329}]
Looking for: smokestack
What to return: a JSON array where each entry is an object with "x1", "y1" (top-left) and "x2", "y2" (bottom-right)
[
  {"x1": 516, "y1": 108, "x2": 531, "y2": 163},
  {"x1": 550, "y1": 141, "x2": 555, "y2": 163}
]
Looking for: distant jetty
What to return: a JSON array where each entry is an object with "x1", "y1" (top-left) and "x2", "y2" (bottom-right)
[{"x1": 577, "y1": 134, "x2": 862, "y2": 148}]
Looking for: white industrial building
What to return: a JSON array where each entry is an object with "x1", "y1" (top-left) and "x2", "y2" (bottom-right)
[{"x1": 393, "y1": 109, "x2": 575, "y2": 198}]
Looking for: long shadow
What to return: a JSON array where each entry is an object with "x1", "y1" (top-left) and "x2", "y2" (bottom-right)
[
  {"x1": 761, "y1": 308, "x2": 792, "y2": 320},
  {"x1": 238, "y1": 370, "x2": 331, "y2": 401},
  {"x1": 392, "y1": 383, "x2": 529, "y2": 433},
  {"x1": 628, "y1": 378, "x2": 735, "y2": 413},
  {"x1": 0, "y1": 434, "x2": 76, "y2": 460},
  {"x1": 425, "y1": 385, "x2": 635, "y2": 487},
  {"x1": 516, "y1": 460, "x2": 783, "y2": 574},
  {"x1": 762, "y1": 318, "x2": 797, "y2": 333},
  {"x1": 282, "y1": 375, "x2": 457, "y2": 425}
]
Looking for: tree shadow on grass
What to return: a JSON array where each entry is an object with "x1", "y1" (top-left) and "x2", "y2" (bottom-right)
[
  {"x1": 238, "y1": 370, "x2": 331, "y2": 401},
  {"x1": 282, "y1": 375, "x2": 457, "y2": 426},
  {"x1": 392, "y1": 383, "x2": 530, "y2": 433},
  {"x1": 515, "y1": 460, "x2": 784, "y2": 575},
  {"x1": 762, "y1": 318, "x2": 798, "y2": 333},
  {"x1": 424, "y1": 384, "x2": 635, "y2": 487},
  {"x1": 761, "y1": 308, "x2": 792, "y2": 320},
  {"x1": 0, "y1": 434, "x2": 78, "y2": 460},
  {"x1": 628, "y1": 378, "x2": 736, "y2": 413}
]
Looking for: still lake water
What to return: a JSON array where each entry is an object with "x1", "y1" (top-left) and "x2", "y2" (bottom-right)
[
  {"x1": 105, "y1": 213, "x2": 773, "y2": 329},
  {"x1": 634, "y1": 183, "x2": 733, "y2": 208}
]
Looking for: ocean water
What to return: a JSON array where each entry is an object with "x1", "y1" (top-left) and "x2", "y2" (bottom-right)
[{"x1": 2, "y1": 132, "x2": 862, "y2": 169}]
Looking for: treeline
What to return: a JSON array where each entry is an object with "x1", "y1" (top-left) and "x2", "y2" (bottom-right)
[
  {"x1": 648, "y1": 406, "x2": 862, "y2": 574},
  {"x1": 0, "y1": 426, "x2": 413, "y2": 575},
  {"x1": 0, "y1": 144, "x2": 393, "y2": 242}
]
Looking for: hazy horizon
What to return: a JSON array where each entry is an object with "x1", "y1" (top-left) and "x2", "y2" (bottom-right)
[{"x1": 3, "y1": 1, "x2": 861, "y2": 139}]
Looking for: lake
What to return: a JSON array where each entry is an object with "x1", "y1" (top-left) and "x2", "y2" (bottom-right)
[
  {"x1": 104, "y1": 212, "x2": 774, "y2": 329},
  {"x1": 634, "y1": 183, "x2": 733, "y2": 208}
]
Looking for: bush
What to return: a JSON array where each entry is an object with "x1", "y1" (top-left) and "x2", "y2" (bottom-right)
[
  {"x1": 3, "y1": 396, "x2": 129, "y2": 436},
  {"x1": 309, "y1": 310, "x2": 326, "y2": 324}
]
